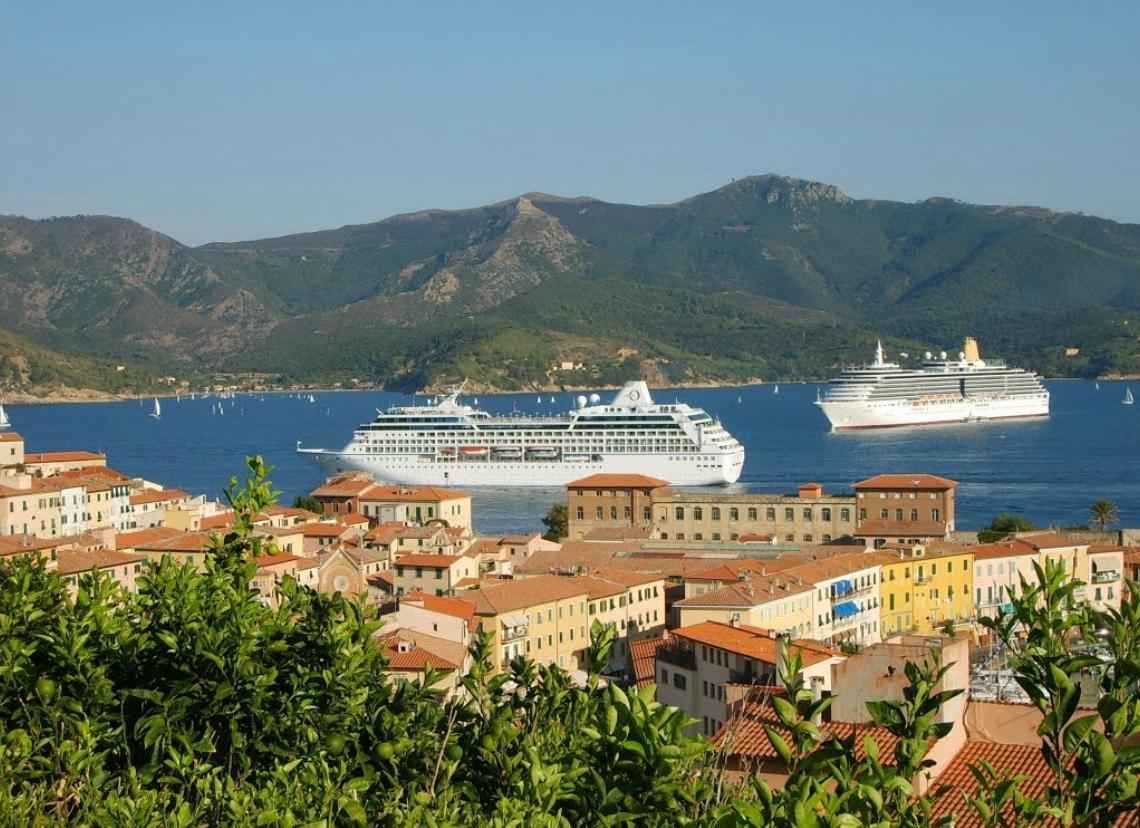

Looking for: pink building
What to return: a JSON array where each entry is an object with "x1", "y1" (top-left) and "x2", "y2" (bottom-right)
[{"x1": 970, "y1": 539, "x2": 1037, "y2": 619}]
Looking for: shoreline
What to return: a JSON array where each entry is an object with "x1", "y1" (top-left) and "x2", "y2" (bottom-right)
[{"x1": 3, "y1": 374, "x2": 1133, "y2": 406}]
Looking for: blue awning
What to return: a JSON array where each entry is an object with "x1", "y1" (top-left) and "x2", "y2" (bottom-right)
[
  {"x1": 833, "y1": 601, "x2": 859, "y2": 619},
  {"x1": 834, "y1": 579, "x2": 853, "y2": 595}
]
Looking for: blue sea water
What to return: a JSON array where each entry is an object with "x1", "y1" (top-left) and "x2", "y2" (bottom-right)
[{"x1": 6, "y1": 381, "x2": 1138, "y2": 535}]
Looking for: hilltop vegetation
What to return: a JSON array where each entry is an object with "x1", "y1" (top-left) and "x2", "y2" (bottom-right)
[{"x1": 2, "y1": 175, "x2": 1140, "y2": 393}]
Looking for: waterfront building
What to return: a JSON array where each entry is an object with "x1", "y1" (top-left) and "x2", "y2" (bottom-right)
[
  {"x1": 565, "y1": 473, "x2": 669, "y2": 539},
  {"x1": 653, "y1": 483, "x2": 857, "y2": 545},
  {"x1": 970, "y1": 539, "x2": 1038, "y2": 621},
  {"x1": 854, "y1": 474, "x2": 958, "y2": 546},
  {"x1": 23, "y1": 450, "x2": 107, "y2": 477},
  {"x1": 128, "y1": 489, "x2": 191, "y2": 529}
]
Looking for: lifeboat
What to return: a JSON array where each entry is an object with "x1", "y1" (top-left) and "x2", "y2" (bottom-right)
[
  {"x1": 490, "y1": 446, "x2": 523, "y2": 459},
  {"x1": 459, "y1": 446, "x2": 489, "y2": 457},
  {"x1": 525, "y1": 446, "x2": 559, "y2": 459}
]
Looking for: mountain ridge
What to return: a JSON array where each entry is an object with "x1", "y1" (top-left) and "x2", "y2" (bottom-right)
[{"x1": 2, "y1": 174, "x2": 1139, "y2": 395}]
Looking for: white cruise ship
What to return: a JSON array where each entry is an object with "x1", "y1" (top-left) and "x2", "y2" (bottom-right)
[
  {"x1": 297, "y1": 381, "x2": 745, "y2": 486},
  {"x1": 816, "y1": 338, "x2": 1049, "y2": 431}
]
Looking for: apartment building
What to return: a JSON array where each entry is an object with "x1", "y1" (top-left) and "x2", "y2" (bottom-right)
[
  {"x1": 654, "y1": 483, "x2": 857, "y2": 545},
  {"x1": 393, "y1": 553, "x2": 478, "y2": 597},
  {"x1": 1086, "y1": 545, "x2": 1124, "y2": 612},
  {"x1": 56, "y1": 548, "x2": 147, "y2": 597},
  {"x1": 457, "y1": 575, "x2": 593, "y2": 672},
  {"x1": 23, "y1": 450, "x2": 107, "y2": 477},
  {"x1": 359, "y1": 485, "x2": 473, "y2": 530},
  {"x1": 565, "y1": 473, "x2": 669, "y2": 539},
  {"x1": 674, "y1": 571, "x2": 816, "y2": 639},
  {"x1": 564, "y1": 569, "x2": 666, "y2": 673},
  {"x1": 904, "y1": 543, "x2": 975, "y2": 635},
  {"x1": 854, "y1": 474, "x2": 958, "y2": 546},
  {"x1": 655, "y1": 621, "x2": 846, "y2": 737},
  {"x1": 779, "y1": 551, "x2": 896, "y2": 647}
]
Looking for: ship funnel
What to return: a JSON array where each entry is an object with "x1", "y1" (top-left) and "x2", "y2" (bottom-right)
[{"x1": 963, "y1": 337, "x2": 981, "y2": 361}]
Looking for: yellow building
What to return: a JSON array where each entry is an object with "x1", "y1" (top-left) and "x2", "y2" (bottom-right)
[
  {"x1": 457, "y1": 575, "x2": 593, "y2": 672},
  {"x1": 901, "y1": 543, "x2": 974, "y2": 636},
  {"x1": 879, "y1": 555, "x2": 916, "y2": 637}
]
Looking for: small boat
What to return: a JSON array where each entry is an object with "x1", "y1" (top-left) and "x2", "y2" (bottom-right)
[
  {"x1": 459, "y1": 446, "x2": 488, "y2": 457},
  {"x1": 536, "y1": 395, "x2": 542, "y2": 403},
  {"x1": 736, "y1": 395, "x2": 742, "y2": 404},
  {"x1": 549, "y1": 396, "x2": 555, "y2": 404},
  {"x1": 1095, "y1": 382, "x2": 1100, "y2": 391},
  {"x1": 473, "y1": 397, "x2": 479, "y2": 405},
  {"x1": 773, "y1": 385, "x2": 780, "y2": 394},
  {"x1": 491, "y1": 446, "x2": 523, "y2": 459},
  {"x1": 526, "y1": 446, "x2": 559, "y2": 459},
  {"x1": 0, "y1": 405, "x2": 9, "y2": 429},
  {"x1": 1124, "y1": 388, "x2": 1135, "y2": 406},
  {"x1": 149, "y1": 398, "x2": 161, "y2": 419}
]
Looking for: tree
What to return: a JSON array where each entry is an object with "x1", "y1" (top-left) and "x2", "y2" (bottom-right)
[
  {"x1": 291, "y1": 494, "x2": 324, "y2": 514},
  {"x1": 1088, "y1": 499, "x2": 1120, "y2": 532},
  {"x1": 977, "y1": 512, "x2": 1036, "y2": 543},
  {"x1": 541, "y1": 502, "x2": 568, "y2": 541}
]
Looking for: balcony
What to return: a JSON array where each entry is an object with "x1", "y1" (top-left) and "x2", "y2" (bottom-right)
[
  {"x1": 728, "y1": 667, "x2": 776, "y2": 686},
  {"x1": 656, "y1": 643, "x2": 697, "y2": 671},
  {"x1": 1092, "y1": 571, "x2": 1120, "y2": 584},
  {"x1": 915, "y1": 574, "x2": 933, "y2": 586}
]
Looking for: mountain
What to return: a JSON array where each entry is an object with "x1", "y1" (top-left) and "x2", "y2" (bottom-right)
[{"x1": 2, "y1": 175, "x2": 1139, "y2": 394}]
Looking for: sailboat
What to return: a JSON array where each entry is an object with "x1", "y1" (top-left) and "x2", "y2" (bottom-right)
[
  {"x1": 1094, "y1": 382, "x2": 1100, "y2": 391},
  {"x1": 0, "y1": 405, "x2": 9, "y2": 429},
  {"x1": 736, "y1": 395, "x2": 742, "y2": 404},
  {"x1": 1124, "y1": 388, "x2": 1135, "y2": 406},
  {"x1": 536, "y1": 395, "x2": 541, "y2": 404},
  {"x1": 473, "y1": 397, "x2": 479, "y2": 406},
  {"x1": 773, "y1": 384, "x2": 780, "y2": 394},
  {"x1": 149, "y1": 398, "x2": 161, "y2": 419}
]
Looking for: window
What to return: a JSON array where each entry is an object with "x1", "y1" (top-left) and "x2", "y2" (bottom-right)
[
  {"x1": 889, "y1": 594, "x2": 895, "y2": 610},
  {"x1": 643, "y1": 506, "x2": 651, "y2": 521},
  {"x1": 784, "y1": 507, "x2": 794, "y2": 521},
  {"x1": 766, "y1": 507, "x2": 776, "y2": 521},
  {"x1": 675, "y1": 506, "x2": 684, "y2": 520},
  {"x1": 858, "y1": 508, "x2": 867, "y2": 520},
  {"x1": 822, "y1": 533, "x2": 832, "y2": 542},
  {"x1": 693, "y1": 507, "x2": 703, "y2": 520},
  {"x1": 675, "y1": 533, "x2": 684, "y2": 540},
  {"x1": 932, "y1": 508, "x2": 941, "y2": 522},
  {"x1": 576, "y1": 506, "x2": 584, "y2": 520},
  {"x1": 803, "y1": 507, "x2": 812, "y2": 520},
  {"x1": 694, "y1": 533, "x2": 703, "y2": 540},
  {"x1": 623, "y1": 506, "x2": 631, "y2": 519},
  {"x1": 803, "y1": 534, "x2": 812, "y2": 542},
  {"x1": 730, "y1": 507, "x2": 739, "y2": 521},
  {"x1": 610, "y1": 506, "x2": 617, "y2": 520},
  {"x1": 962, "y1": 559, "x2": 968, "y2": 571},
  {"x1": 748, "y1": 507, "x2": 758, "y2": 520},
  {"x1": 711, "y1": 507, "x2": 721, "y2": 520},
  {"x1": 785, "y1": 533, "x2": 794, "y2": 542},
  {"x1": 596, "y1": 506, "x2": 603, "y2": 519},
  {"x1": 821, "y1": 508, "x2": 831, "y2": 521},
  {"x1": 895, "y1": 509, "x2": 903, "y2": 521},
  {"x1": 910, "y1": 509, "x2": 918, "y2": 521},
  {"x1": 672, "y1": 673, "x2": 687, "y2": 690},
  {"x1": 880, "y1": 508, "x2": 888, "y2": 519}
]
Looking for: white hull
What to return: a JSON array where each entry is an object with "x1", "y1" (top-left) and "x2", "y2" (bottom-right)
[
  {"x1": 818, "y1": 394, "x2": 1049, "y2": 431},
  {"x1": 298, "y1": 448, "x2": 744, "y2": 486}
]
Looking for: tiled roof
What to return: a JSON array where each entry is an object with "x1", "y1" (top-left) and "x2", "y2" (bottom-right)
[
  {"x1": 928, "y1": 742, "x2": 1054, "y2": 828},
  {"x1": 360, "y1": 485, "x2": 471, "y2": 501},
  {"x1": 0, "y1": 432, "x2": 22, "y2": 442},
  {"x1": 396, "y1": 526, "x2": 445, "y2": 539},
  {"x1": 629, "y1": 636, "x2": 667, "y2": 688},
  {"x1": 56, "y1": 548, "x2": 144, "y2": 575},
  {"x1": 686, "y1": 559, "x2": 772, "y2": 582},
  {"x1": 856, "y1": 519, "x2": 947, "y2": 538},
  {"x1": 301, "y1": 523, "x2": 352, "y2": 537},
  {"x1": 400, "y1": 591, "x2": 479, "y2": 630},
  {"x1": 854, "y1": 474, "x2": 958, "y2": 490},
  {"x1": 253, "y1": 552, "x2": 299, "y2": 567},
  {"x1": 458, "y1": 574, "x2": 590, "y2": 615},
  {"x1": 1015, "y1": 532, "x2": 1089, "y2": 551},
  {"x1": 201, "y1": 512, "x2": 237, "y2": 531},
  {"x1": 675, "y1": 575, "x2": 812, "y2": 608},
  {"x1": 312, "y1": 477, "x2": 378, "y2": 498},
  {"x1": 395, "y1": 553, "x2": 467, "y2": 569},
  {"x1": 671, "y1": 621, "x2": 844, "y2": 667},
  {"x1": 0, "y1": 535, "x2": 77, "y2": 557},
  {"x1": 113, "y1": 526, "x2": 185, "y2": 550},
  {"x1": 777, "y1": 550, "x2": 899, "y2": 585},
  {"x1": 588, "y1": 567, "x2": 665, "y2": 588},
  {"x1": 141, "y1": 532, "x2": 212, "y2": 553},
  {"x1": 969, "y1": 539, "x2": 1039, "y2": 560},
  {"x1": 711, "y1": 700, "x2": 900, "y2": 762},
  {"x1": 129, "y1": 489, "x2": 190, "y2": 506},
  {"x1": 24, "y1": 450, "x2": 106, "y2": 464},
  {"x1": 582, "y1": 526, "x2": 656, "y2": 541},
  {"x1": 377, "y1": 631, "x2": 460, "y2": 671},
  {"x1": 566, "y1": 473, "x2": 669, "y2": 489}
]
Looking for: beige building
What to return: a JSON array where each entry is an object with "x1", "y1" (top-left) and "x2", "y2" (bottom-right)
[
  {"x1": 674, "y1": 573, "x2": 816, "y2": 639},
  {"x1": 1087, "y1": 545, "x2": 1125, "y2": 612},
  {"x1": 360, "y1": 485, "x2": 473, "y2": 530},
  {"x1": 23, "y1": 450, "x2": 107, "y2": 477},
  {"x1": 564, "y1": 569, "x2": 666, "y2": 674},
  {"x1": 0, "y1": 479, "x2": 64, "y2": 538},
  {"x1": 128, "y1": 489, "x2": 191, "y2": 529},
  {"x1": 457, "y1": 575, "x2": 594, "y2": 672},
  {"x1": 0, "y1": 432, "x2": 25, "y2": 477},
  {"x1": 654, "y1": 483, "x2": 856, "y2": 545},
  {"x1": 393, "y1": 553, "x2": 478, "y2": 596},
  {"x1": 655, "y1": 621, "x2": 846, "y2": 737},
  {"x1": 56, "y1": 548, "x2": 148, "y2": 596},
  {"x1": 565, "y1": 473, "x2": 669, "y2": 539}
]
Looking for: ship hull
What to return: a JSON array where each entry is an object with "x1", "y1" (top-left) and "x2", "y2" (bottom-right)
[
  {"x1": 298, "y1": 448, "x2": 745, "y2": 486},
  {"x1": 818, "y1": 394, "x2": 1049, "y2": 431}
]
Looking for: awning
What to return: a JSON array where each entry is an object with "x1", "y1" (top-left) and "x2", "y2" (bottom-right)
[
  {"x1": 833, "y1": 579, "x2": 854, "y2": 595},
  {"x1": 833, "y1": 601, "x2": 859, "y2": 619},
  {"x1": 501, "y1": 614, "x2": 528, "y2": 629}
]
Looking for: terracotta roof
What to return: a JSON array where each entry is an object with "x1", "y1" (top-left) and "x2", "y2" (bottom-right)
[
  {"x1": 311, "y1": 477, "x2": 378, "y2": 498},
  {"x1": 671, "y1": 621, "x2": 844, "y2": 667},
  {"x1": 588, "y1": 568, "x2": 665, "y2": 588},
  {"x1": 777, "y1": 550, "x2": 899, "y2": 585},
  {"x1": 113, "y1": 526, "x2": 184, "y2": 550},
  {"x1": 564, "y1": 574, "x2": 626, "y2": 600},
  {"x1": 686, "y1": 559, "x2": 772, "y2": 582},
  {"x1": 0, "y1": 534, "x2": 81, "y2": 557},
  {"x1": 253, "y1": 552, "x2": 299, "y2": 567},
  {"x1": 675, "y1": 576, "x2": 812, "y2": 608},
  {"x1": 396, "y1": 526, "x2": 445, "y2": 540},
  {"x1": 56, "y1": 548, "x2": 144, "y2": 575},
  {"x1": 453, "y1": 577, "x2": 481, "y2": 589},
  {"x1": 395, "y1": 553, "x2": 467, "y2": 569},
  {"x1": 711, "y1": 700, "x2": 900, "y2": 763},
  {"x1": 928, "y1": 742, "x2": 1054, "y2": 828},
  {"x1": 400, "y1": 591, "x2": 479, "y2": 630},
  {"x1": 582, "y1": 526, "x2": 656, "y2": 541},
  {"x1": 1015, "y1": 532, "x2": 1090, "y2": 551},
  {"x1": 200, "y1": 512, "x2": 237, "y2": 531},
  {"x1": 970, "y1": 539, "x2": 1039, "y2": 560},
  {"x1": 630, "y1": 636, "x2": 667, "y2": 688},
  {"x1": 301, "y1": 523, "x2": 352, "y2": 538},
  {"x1": 0, "y1": 432, "x2": 23, "y2": 442},
  {"x1": 377, "y1": 631, "x2": 460, "y2": 671},
  {"x1": 856, "y1": 519, "x2": 947, "y2": 538},
  {"x1": 129, "y1": 489, "x2": 190, "y2": 506},
  {"x1": 140, "y1": 531, "x2": 212, "y2": 553},
  {"x1": 566, "y1": 473, "x2": 669, "y2": 489},
  {"x1": 24, "y1": 451, "x2": 106, "y2": 464},
  {"x1": 294, "y1": 557, "x2": 321, "y2": 571},
  {"x1": 360, "y1": 485, "x2": 471, "y2": 502},
  {"x1": 854, "y1": 474, "x2": 958, "y2": 490},
  {"x1": 340, "y1": 514, "x2": 370, "y2": 525},
  {"x1": 458, "y1": 574, "x2": 590, "y2": 615}
]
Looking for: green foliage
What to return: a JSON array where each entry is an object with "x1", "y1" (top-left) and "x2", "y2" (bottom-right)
[
  {"x1": 1087, "y1": 500, "x2": 1120, "y2": 532},
  {"x1": 977, "y1": 513, "x2": 1036, "y2": 543},
  {"x1": 291, "y1": 494, "x2": 325, "y2": 515},
  {"x1": 541, "y1": 502, "x2": 568, "y2": 541}
]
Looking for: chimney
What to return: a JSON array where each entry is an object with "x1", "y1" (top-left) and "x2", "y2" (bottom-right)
[
  {"x1": 730, "y1": 615, "x2": 741, "y2": 628},
  {"x1": 743, "y1": 582, "x2": 754, "y2": 597},
  {"x1": 775, "y1": 631, "x2": 789, "y2": 671},
  {"x1": 798, "y1": 483, "x2": 823, "y2": 499}
]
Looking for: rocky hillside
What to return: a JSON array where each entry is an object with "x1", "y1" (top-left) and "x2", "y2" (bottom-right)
[{"x1": 2, "y1": 175, "x2": 1139, "y2": 392}]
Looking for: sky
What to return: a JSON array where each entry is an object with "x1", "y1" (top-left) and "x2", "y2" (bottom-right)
[{"x1": 2, "y1": 1, "x2": 1138, "y2": 246}]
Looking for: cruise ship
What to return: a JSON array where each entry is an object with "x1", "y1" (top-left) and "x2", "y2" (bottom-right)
[
  {"x1": 297, "y1": 381, "x2": 745, "y2": 486},
  {"x1": 816, "y1": 338, "x2": 1049, "y2": 431}
]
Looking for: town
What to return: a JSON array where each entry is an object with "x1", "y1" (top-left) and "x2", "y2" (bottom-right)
[{"x1": 1, "y1": 426, "x2": 1136, "y2": 818}]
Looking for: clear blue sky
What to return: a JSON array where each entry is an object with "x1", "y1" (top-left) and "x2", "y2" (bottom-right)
[{"x1": 3, "y1": 1, "x2": 1138, "y2": 245}]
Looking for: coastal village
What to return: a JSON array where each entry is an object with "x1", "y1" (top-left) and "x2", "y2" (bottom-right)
[{"x1": 2, "y1": 425, "x2": 1137, "y2": 815}]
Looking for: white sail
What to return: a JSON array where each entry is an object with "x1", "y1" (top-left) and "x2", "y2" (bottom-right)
[
  {"x1": 0, "y1": 404, "x2": 9, "y2": 428},
  {"x1": 150, "y1": 398, "x2": 161, "y2": 419},
  {"x1": 1124, "y1": 388, "x2": 1134, "y2": 405}
]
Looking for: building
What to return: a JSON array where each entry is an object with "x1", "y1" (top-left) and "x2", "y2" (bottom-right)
[
  {"x1": 854, "y1": 474, "x2": 958, "y2": 547},
  {"x1": 563, "y1": 569, "x2": 667, "y2": 673},
  {"x1": 310, "y1": 473, "x2": 378, "y2": 515},
  {"x1": 778, "y1": 551, "x2": 895, "y2": 647},
  {"x1": 375, "y1": 629, "x2": 469, "y2": 696},
  {"x1": 1086, "y1": 545, "x2": 1124, "y2": 612},
  {"x1": 393, "y1": 553, "x2": 478, "y2": 597},
  {"x1": 654, "y1": 621, "x2": 846, "y2": 738},
  {"x1": 386, "y1": 591, "x2": 479, "y2": 644},
  {"x1": 128, "y1": 489, "x2": 191, "y2": 529},
  {"x1": 56, "y1": 548, "x2": 148, "y2": 596},
  {"x1": 565, "y1": 474, "x2": 669, "y2": 539},
  {"x1": 359, "y1": 485, "x2": 473, "y2": 530},
  {"x1": 970, "y1": 539, "x2": 1038, "y2": 622},
  {"x1": 653, "y1": 483, "x2": 857, "y2": 545},
  {"x1": 457, "y1": 575, "x2": 594, "y2": 672},
  {"x1": 901, "y1": 543, "x2": 975, "y2": 636},
  {"x1": 23, "y1": 450, "x2": 107, "y2": 477},
  {"x1": 674, "y1": 571, "x2": 816, "y2": 639}
]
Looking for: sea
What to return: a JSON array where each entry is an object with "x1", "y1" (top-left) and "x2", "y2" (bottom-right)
[{"x1": 6, "y1": 380, "x2": 1138, "y2": 536}]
